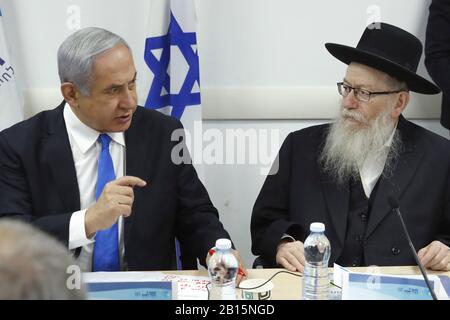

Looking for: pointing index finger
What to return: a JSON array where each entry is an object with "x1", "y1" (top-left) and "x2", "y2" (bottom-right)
[{"x1": 115, "y1": 176, "x2": 147, "y2": 187}]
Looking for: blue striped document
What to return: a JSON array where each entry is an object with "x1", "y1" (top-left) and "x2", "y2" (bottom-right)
[
  {"x1": 333, "y1": 264, "x2": 449, "y2": 300},
  {"x1": 87, "y1": 281, "x2": 176, "y2": 300},
  {"x1": 344, "y1": 273, "x2": 434, "y2": 300}
]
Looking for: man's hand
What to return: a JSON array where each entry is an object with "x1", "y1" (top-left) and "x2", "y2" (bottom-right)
[
  {"x1": 85, "y1": 176, "x2": 146, "y2": 237},
  {"x1": 232, "y1": 249, "x2": 247, "y2": 285},
  {"x1": 205, "y1": 248, "x2": 248, "y2": 285},
  {"x1": 276, "y1": 240, "x2": 305, "y2": 273},
  {"x1": 418, "y1": 240, "x2": 450, "y2": 271}
]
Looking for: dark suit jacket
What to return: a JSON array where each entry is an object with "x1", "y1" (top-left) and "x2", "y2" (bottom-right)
[
  {"x1": 251, "y1": 116, "x2": 450, "y2": 267},
  {"x1": 425, "y1": 0, "x2": 450, "y2": 129},
  {"x1": 0, "y1": 102, "x2": 230, "y2": 270}
]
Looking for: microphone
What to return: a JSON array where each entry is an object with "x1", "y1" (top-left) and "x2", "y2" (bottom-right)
[{"x1": 388, "y1": 196, "x2": 438, "y2": 300}]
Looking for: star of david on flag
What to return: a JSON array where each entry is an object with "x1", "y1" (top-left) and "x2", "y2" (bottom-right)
[{"x1": 143, "y1": 0, "x2": 201, "y2": 121}]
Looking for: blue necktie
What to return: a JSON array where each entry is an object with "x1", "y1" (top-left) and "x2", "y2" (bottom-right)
[{"x1": 92, "y1": 134, "x2": 120, "y2": 271}]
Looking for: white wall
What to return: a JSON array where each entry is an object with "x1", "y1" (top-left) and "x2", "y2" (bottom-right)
[
  {"x1": 1, "y1": 0, "x2": 440, "y2": 119},
  {"x1": 0, "y1": 0, "x2": 446, "y2": 267},
  {"x1": 196, "y1": 0, "x2": 440, "y2": 119}
]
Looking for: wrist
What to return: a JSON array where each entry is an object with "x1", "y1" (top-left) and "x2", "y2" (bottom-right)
[
  {"x1": 84, "y1": 208, "x2": 97, "y2": 238},
  {"x1": 277, "y1": 237, "x2": 294, "y2": 251}
]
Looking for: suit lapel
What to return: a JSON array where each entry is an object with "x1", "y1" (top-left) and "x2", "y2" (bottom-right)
[
  {"x1": 42, "y1": 102, "x2": 80, "y2": 211},
  {"x1": 123, "y1": 108, "x2": 149, "y2": 246},
  {"x1": 365, "y1": 117, "x2": 423, "y2": 239},
  {"x1": 319, "y1": 162, "x2": 349, "y2": 248}
]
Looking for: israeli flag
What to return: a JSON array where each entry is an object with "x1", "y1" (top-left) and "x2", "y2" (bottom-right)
[
  {"x1": 143, "y1": 0, "x2": 202, "y2": 157},
  {"x1": 0, "y1": 9, "x2": 23, "y2": 130},
  {"x1": 142, "y1": 0, "x2": 204, "y2": 270}
]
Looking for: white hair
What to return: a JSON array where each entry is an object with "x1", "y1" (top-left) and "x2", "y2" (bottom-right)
[
  {"x1": 57, "y1": 27, "x2": 130, "y2": 95},
  {"x1": 319, "y1": 105, "x2": 402, "y2": 185}
]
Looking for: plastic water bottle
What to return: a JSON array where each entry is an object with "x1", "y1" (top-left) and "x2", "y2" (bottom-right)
[
  {"x1": 207, "y1": 238, "x2": 238, "y2": 300},
  {"x1": 302, "y1": 222, "x2": 331, "y2": 300}
]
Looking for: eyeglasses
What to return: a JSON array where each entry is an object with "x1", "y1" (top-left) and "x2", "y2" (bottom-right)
[{"x1": 337, "y1": 82, "x2": 405, "y2": 102}]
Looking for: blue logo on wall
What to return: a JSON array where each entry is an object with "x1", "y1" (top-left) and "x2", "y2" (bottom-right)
[{"x1": 0, "y1": 56, "x2": 15, "y2": 87}]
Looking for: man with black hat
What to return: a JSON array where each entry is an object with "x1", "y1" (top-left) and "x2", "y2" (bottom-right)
[{"x1": 251, "y1": 22, "x2": 450, "y2": 271}]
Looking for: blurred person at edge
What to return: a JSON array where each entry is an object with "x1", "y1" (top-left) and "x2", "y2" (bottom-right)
[{"x1": 0, "y1": 219, "x2": 86, "y2": 299}]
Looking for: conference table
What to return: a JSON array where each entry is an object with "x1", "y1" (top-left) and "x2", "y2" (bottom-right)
[{"x1": 161, "y1": 266, "x2": 450, "y2": 300}]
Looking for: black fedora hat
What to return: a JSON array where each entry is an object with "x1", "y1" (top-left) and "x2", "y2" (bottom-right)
[{"x1": 325, "y1": 22, "x2": 440, "y2": 94}]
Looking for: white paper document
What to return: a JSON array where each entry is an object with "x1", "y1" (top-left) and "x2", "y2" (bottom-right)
[
  {"x1": 333, "y1": 264, "x2": 450, "y2": 300},
  {"x1": 83, "y1": 272, "x2": 209, "y2": 300}
]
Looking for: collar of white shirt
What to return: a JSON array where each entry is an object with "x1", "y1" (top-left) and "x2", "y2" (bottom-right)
[
  {"x1": 382, "y1": 123, "x2": 397, "y2": 150},
  {"x1": 63, "y1": 104, "x2": 125, "y2": 152}
]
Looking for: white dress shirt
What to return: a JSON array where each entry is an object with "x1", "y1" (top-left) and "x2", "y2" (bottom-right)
[
  {"x1": 358, "y1": 126, "x2": 397, "y2": 198},
  {"x1": 64, "y1": 105, "x2": 126, "y2": 272}
]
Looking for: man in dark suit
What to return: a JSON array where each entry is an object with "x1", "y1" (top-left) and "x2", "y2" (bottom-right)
[
  {"x1": 425, "y1": 0, "x2": 450, "y2": 130},
  {"x1": 0, "y1": 27, "x2": 246, "y2": 277},
  {"x1": 251, "y1": 22, "x2": 450, "y2": 272}
]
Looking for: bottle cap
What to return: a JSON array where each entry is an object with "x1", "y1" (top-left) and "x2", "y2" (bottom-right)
[
  {"x1": 215, "y1": 238, "x2": 232, "y2": 250},
  {"x1": 310, "y1": 222, "x2": 325, "y2": 233}
]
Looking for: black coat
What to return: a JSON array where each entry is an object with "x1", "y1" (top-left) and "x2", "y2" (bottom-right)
[
  {"x1": 251, "y1": 117, "x2": 450, "y2": 267},
  {"x1": 425, "y1": 0, "x2": 450, "y2": 129},
  {"x1": 0, "y1": 102, "x2": 230, "y2": 270}
]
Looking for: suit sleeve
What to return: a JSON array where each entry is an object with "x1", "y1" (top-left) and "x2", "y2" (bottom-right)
[
  {"x1": 425, "y1": 0, "x2": 450, "y2": 85},
  {"x1": 425, "y1": 0, "x2": 450, "y2": 127},
  {"x1": 172, "y1": 123, "x2": 230, "y2": 267},
  {"x1": 435, "y1": 150, "x2": 450, "y2": 247},
  {"x1": 251, "y1": 132, "x2": 305, "y2": 266},
  {"x1": 0, "y1": 133, "x2": 72, "y2": 245}
]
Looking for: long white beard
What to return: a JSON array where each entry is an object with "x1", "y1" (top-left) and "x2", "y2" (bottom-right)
[{"x1": 319, "y1": 107, "x2": 401, "y2": 185}]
